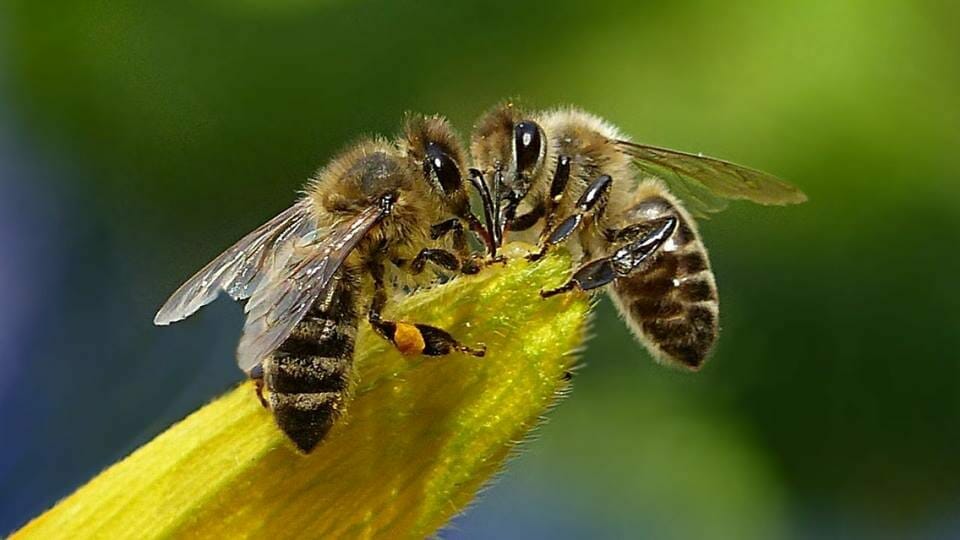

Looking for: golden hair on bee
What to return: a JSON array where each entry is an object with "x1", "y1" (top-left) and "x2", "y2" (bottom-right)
[
  {"x1": 470, "y1": 101, "x2": 522, "y2": 174},
  {"x1": 469, "y1": 102, "x2": 805, "y2": 370},
  {"x1": 535, "y1": 108, "x2": 635, "y2": 247},
  {"x1": 402, "y1": 113, "x2": 467, "y2": 166},
  {"x1": 154, "y1": 114, "x2": 491, "y2": 453},
  {"x1": 607, "y1": 178, "x2": 719, "y2": 370},
  {"x1": 400, "y1": 113, "x2": 473, "y2": 219}
]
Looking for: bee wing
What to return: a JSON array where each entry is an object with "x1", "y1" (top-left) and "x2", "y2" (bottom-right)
[
  {"x1": 235, "y1": 205, "x2": 384, "y2": 372},
  {"x1": 615, "y1": 140, "x2": 807, "y2": 216},
  {"x1": 154, "y1": 199, "x2": 318, "y2": 326}
]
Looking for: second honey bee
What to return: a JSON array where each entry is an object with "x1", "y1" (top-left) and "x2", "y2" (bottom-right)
[
  {"x1": 154, "y1": 115, "x2": 494, "y2": 452},
  {"x1": 470, "y1": 102, "x2": 806, "y2": 369}
]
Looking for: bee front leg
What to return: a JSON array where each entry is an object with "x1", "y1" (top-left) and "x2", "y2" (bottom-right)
[
  {"x1": 507, "y1": 203, "x2": 545, "y2": 232},
  {"x1": 427, "y1": 218, "x2": 498, "y2": 274},
  {"x1": 429, "y1": 218, "x2": 467, "y2": 250},
  {"x1": 536, "y1": 155, "x2": 572, "y2": 238},
  {"x1": 430, "y1": 210, "x2": 496, "y2": 264},
  {"x1": 367, "y1": 260, "x2": 486, "y2": 357},
  {"x1": 528, "y1": 173, "x2": 612, "y2": 262},
  {"x1": 409, "y1": 247, "x2": 491, "y2": 276}
]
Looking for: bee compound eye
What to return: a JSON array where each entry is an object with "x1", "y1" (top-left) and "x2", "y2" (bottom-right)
[
  {"x1": 425, "y1": 142, "x2": 462, "y2": 194},
  {"x1": 514, "y1": 121, "x2": 542, "y2": 173}
]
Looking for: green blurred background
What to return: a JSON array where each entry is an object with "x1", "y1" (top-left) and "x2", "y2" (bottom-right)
[{"x1": 2, "y1": 1, "x2": 958, "y2": 538}]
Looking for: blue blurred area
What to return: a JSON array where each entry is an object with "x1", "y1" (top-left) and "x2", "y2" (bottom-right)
[{"x1": 2, "y1": 0, "x2": 959, "y2": 537}]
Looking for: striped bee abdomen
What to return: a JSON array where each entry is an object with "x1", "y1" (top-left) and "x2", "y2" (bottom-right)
[
  {"x1": 263, "y1": 268, "x2": 360, "y2": 453},
  {"x1": 610, "y1": 185, "x2": 719, "y2": 370}
]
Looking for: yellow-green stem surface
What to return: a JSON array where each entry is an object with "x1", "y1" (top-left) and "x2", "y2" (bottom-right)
[{"x1": 14, "y1": 247, "x2": 589, "y2": 539}]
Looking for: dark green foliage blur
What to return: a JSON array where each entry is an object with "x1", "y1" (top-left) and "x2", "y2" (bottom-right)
[{"x1": 2, "y1": 0, "x2": 958, "y2": 537}]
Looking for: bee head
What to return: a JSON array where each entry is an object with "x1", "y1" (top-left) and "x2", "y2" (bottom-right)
[
  {"x1": 402, "y1": 114, "x2": 471, "y2": 217},
  {"x1": 470, "y1": 103, "x2": 547, "y2": 246}
]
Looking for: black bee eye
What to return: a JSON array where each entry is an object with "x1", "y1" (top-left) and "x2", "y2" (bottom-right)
[
  {"x1": 514, "y1": 121, "x2": 542, "y2": 173},
  {"x1": 424, "y1": 142, "x2": 462, "y2": 194}
]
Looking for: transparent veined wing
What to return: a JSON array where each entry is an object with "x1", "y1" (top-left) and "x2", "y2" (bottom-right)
[
  {"x1": 236, "y1": 204, "x2": 386, "y2": 372},
  {"x1": 154, "y1": 199, "x2": 318, "y2": 326},
  {"x1": 615, "y1": 140, "x2": 807, "y2": 216}
]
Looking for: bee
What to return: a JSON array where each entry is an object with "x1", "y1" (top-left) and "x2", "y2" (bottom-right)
[
  {"x1": 469, "y1": 102, "x2": 806, "y2": 369},
  {"x1": 154, "y1": 114, "x2": 495, "y2": 453}
]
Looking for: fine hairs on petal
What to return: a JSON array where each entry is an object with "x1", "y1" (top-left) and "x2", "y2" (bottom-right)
[{"x1": 14, "y1": 247, "x2": 590, "y2": 540}]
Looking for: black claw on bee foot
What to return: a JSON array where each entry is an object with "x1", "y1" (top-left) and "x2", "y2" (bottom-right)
[
  {"x1": 418, "y1": 324, "x2": 486, "y2": 357},
  {"x1": 540, "y1": 281, "x2": 578, "y2": 299},
  {"x1": 526, "y1": 250, "x2": 547, "y2": 263},
  {"x1": 461, "y1": 258, "x2": 483, "y2": 275}
]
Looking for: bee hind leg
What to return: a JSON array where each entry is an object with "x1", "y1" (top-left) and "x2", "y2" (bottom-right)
[
  {"x1": 369, "y1": 318, "x2": 486, "y2": 357},
  {"x1": 368, "y1": 260, "x2": 486, "y2": 357},
  {"x1": 541, "y1": 215, "x2": 677, "y2": 298}
]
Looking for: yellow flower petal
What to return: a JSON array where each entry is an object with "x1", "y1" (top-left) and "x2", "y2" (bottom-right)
[{"x1": 14, "y1": 246, "x2": 589, "y2": 539}]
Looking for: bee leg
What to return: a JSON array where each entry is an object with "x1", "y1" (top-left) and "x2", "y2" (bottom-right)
[
  {"x1": 369, "y1": 319, "x2": 486, "y2": 357},
  {"x1": 507, "y1": 203, "x2": 545, "y2": 232},
  {"x1": 527, "y1": 213, "x2": 582, "y2": 263},
  {"x1": 249, "y1": 364, "x2": 268, "y2": 408},
  {"x1": 515, "y1": 155, "x2": 570, "y2": 248},
  {"x1": 540, "y1": 258, "x2": 617, "y2": 298},
  {"x1": 538, "y1": 155, "x2": 572, "y2": 237},
  {"x1": 461, "y1": 211, "x2": 503, "y2": 261},
  {"x1": 411, "y1": 245, "x2": 502, "y2": 276},
  {"x1": 430, "y1": 218, "x2": 467, "y2": 250},
  {"x1": 367, "y1": 260, "x2": 486, "y2": 357},
  {"x1": 603, "y1": 216, "x2": 677, "y2": 244},
  {"x1": 427, "y1": 219, "x2": 500, "y2": 274},
  {"x1": 418, "y1": 324, "x2": 485, "y2": 357},
  {"x1": 541, "y1": 216, "x2": 676, "y2": 298},
  {"x1": 410, "y1": 248, "x2": 462, "y2": 274},
  {"x1": 528, "y1": 173, "x2": 612, "y2": 262}
]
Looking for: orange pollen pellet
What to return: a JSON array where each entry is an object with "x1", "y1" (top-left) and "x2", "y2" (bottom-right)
[{"x1": 394, "y1": 322, "x2": 426, "y2": 356}]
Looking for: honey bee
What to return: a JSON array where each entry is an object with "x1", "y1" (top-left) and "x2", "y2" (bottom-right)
[
  {"x1": 154, "y1": 114, "x2": 495, "y2": 453},
  {"x1": 469, "y1": 102, "x2": 806, "y2": 369}
]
